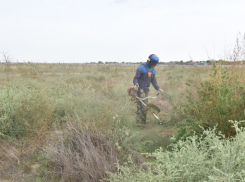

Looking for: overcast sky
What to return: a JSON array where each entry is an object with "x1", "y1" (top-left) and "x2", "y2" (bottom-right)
[{"x1": 0, "y1": 0, "x2": 245, "y2": 63}]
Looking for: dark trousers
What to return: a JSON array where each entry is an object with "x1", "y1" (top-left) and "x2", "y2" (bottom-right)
[{"x1": 136, "y1": 89, "x2": 149, "y2": 124}]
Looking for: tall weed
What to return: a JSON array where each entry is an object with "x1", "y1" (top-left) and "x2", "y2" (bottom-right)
[{"x1": 176, "y1": 63, "x2": 245, "y2": 139}]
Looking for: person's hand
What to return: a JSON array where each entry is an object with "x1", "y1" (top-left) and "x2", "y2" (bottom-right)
[
  {"x1": 158, "y1": 88, "x2": 163, "y2": 95},
  {"x1": 134, "y1": 84, "x2": 139, "y2": 91}
]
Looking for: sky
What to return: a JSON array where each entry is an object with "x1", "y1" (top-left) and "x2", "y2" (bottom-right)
[{"x1": 0, "y1": 0, "x2": 245, "y2": 63}]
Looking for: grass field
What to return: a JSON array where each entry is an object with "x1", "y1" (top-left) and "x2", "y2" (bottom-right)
[{"x1": 1, "y1": 62, "x2": 245, "y2": 181}]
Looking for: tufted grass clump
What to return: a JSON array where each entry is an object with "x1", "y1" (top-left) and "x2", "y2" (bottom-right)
[
  {"x1": 44, "y1": 120, "x2": 120, "y2": 182},
  {"x1": 104, "y1": 121, "x2": 245, "y2": 182}
]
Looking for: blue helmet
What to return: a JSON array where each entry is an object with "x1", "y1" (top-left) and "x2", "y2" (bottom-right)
[
  {"x1": 147, "y1": 54, "x2": 159, "y2": 68},
  {"x1": 148, "y1": 54, "x2": 159, "y2": 62}
]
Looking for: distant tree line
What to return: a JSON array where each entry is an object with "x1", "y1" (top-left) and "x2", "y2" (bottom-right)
[{"x1": 94, "y1": 59, "x2": 245, "y2": 65}]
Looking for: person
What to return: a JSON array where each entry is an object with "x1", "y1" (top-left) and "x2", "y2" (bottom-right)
[{"x1": 133, "y1": 54, "x2": 163, "y2": 124}]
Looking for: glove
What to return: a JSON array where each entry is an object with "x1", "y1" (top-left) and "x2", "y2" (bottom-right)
[
  {"x1": 158, "y1": 88, "x2": 163, "y2": 94},
  {"x1": 134, "y1": 84, "x2": 139, "y2": 91}
]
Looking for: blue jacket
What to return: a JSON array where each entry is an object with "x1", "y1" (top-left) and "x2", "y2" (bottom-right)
[{"x1": 133, "y1": 62, "x2": 160, "y2": 90}]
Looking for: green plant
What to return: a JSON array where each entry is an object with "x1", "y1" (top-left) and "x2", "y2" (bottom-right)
[
  {"x1": 176, "y1": 63, "x2": 245, "y2": 139},
  {"x1": 0, "y1": 80, "x2": 56, "y2": 139},
  {"x1": 104, "y1": 121, "x2": 245, "y2": 182}
]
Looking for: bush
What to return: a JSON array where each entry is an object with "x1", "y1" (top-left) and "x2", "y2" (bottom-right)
[
  {"x1": 176, "y1": 63, "x2": 245, "y2": 139},
  {"x1": 104, "y1": 121, "x2": 245, "y2": 181},
  {"x1": 0, "y1": 80, "x2": 55, "y2": 139}
]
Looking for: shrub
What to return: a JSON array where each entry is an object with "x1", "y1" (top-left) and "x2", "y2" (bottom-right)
[
  {"x1": 176, "y1": 63, "x2": 245, "y2": 139},
  {"x1": 104, "y1": 121, "x2": 245, "y2": 181},
  {"x1": 0, "y1": 80, "x2": 55, "y2": 139}
]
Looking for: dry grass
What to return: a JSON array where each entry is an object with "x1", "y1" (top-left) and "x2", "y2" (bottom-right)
[{"x1": 44, "y1": 120, "x2": 120, "y2": 182}]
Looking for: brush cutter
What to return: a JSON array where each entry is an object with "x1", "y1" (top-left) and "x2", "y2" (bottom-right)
[{"x1": 127, "y1": 86, "x2": 163, "y2": 125}]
